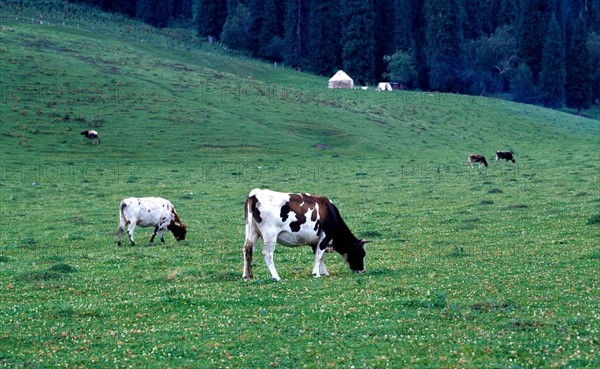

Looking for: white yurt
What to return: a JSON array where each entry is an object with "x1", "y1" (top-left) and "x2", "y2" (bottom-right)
[{"x1": 328, "y1": 70, "x2": 354, "y2": 89}]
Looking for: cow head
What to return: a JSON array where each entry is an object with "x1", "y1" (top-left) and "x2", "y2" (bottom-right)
[
  {"x1": 169, "y1": 222, "x2": 187, "y2": 241},
  {"x1": 342, "y1": 239, "x2": 368, "y2": 273}
]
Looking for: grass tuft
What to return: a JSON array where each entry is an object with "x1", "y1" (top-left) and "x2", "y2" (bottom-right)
[
  {"x1": 17, "y1": 270, "x2": 64, "y2": 281},
  {"x1": 587, "y1": 212, "x2": 600, "y2": 225},
  {"x1": 48, "y1": 263, "x2": 77, "y2": 273},
  {"x1": 362, "y1": 230, "x2": 383, "y2": 238}
]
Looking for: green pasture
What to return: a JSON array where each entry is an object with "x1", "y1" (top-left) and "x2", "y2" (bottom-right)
[{"x1": 1, "y1": 14, "x2": 599, "y2": 369}]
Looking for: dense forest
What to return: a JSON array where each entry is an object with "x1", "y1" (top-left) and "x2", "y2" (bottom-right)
[{"x1": 68, "y1": 0, "x2": 600, "y2": 111}]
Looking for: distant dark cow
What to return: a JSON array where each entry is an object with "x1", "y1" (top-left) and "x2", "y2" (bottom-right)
[
  {"x1": 495, "y1": 151, "x2": 515, "y2": 163},
  {"x1": 117, "y1": 197, "x2": 187, "y2": 246},
  {"x1": 468, "y1": 154, "x2": 488, "y2": 168},
  {"x1": 81, "y1": 130, "x2": 100, "y2": 144},
  {"x1": 243, "y1": 188, "x2": 368, "y2": 281}
]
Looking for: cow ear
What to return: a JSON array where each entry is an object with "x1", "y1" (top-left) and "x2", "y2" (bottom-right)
[{"x1": 359, "y1": 239, "x2": 371, "y2": 247}]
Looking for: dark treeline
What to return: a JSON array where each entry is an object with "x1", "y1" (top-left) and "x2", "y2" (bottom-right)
[{"x1": 69, "y1": 0, "x2": 600, "y2": 111}]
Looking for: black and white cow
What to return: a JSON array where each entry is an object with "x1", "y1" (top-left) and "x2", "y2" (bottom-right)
[
  {"x1": 243, "y1": 188, "x2": 368, "y2": 281},
  {"x1": 117, "y1": 197, "x2": 187, "y2": 246},
  {"x1": 468, "y1": 154, "x2": 488, "y2": 168},
  {"x1": 81, "y1": 130, "x2": 100, "y2": 144},
  {"x1": 495, "y1": 151, "x2": 515, "y2": 163}
]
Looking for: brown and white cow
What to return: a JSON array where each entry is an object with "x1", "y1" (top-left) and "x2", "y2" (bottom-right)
[
  {"x1": 495, "y1": 151, "x2": 515, "y2": 163},
  {"x1": 468, "y1": 154, "x2": 488, "y2": 168},
  {"x1": 243, "y1": 188, "x2": 368, "y2": 281},
  {"x1": 117, "y1": 197, "x2": 187, "y2": 246},
  {"x1": 81, "y1": 130, "x2": 100, "y2": 144}
]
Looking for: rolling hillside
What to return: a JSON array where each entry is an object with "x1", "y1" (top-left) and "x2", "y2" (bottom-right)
[{"x1": 1, "y1": 11, "x2": 599, "y2": 369}]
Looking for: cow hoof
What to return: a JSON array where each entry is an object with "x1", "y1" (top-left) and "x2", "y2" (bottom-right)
[
  {"x1": 243, "y1": 275, "x2": 252, "y2": 281},
  {"x1": 272, "y1": 277, "x2": 281, "y2": 282},
  {"x1": 312, "y1": 273, "x2": 320, "y2": 278}
]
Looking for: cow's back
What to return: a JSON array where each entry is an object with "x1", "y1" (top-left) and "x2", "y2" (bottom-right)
[
  {"x1": 247, "y1": 189, "x2": 291, "y2": 226},
  {"x1": 120, "y1": 197, "x2": 174, "y2": 226}
]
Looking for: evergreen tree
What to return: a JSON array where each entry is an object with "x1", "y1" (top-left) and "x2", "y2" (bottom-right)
[
  {"x1": 283, "y1": 0, "x2": 309, "y2": 69},
  {"x1": 463, "y1": 0, "x2": 485, "y2": 39},
  {"x1": 245, "y1": 0, "x2": 263, "y2": 56},
  {"x1": 497, "y1": 0, "x2": 518, "y2": 26},
  {"x1": 257, "y1": 0, "x2": 283, "y2": 59},
  {"x1": 587, "y1": 32, "x2": 600, "y2": 103},
  {"x1": 425, "y1": 0, "x2": 464, "y2": 91},
  {"x1": 592, "y1": 0, "x2": 600, "y2": 32},
  {"x1": 340, "y1": 0, "x2": 376, "y2": 84},
  {"x1": 172, "y1": 0, "x2": 193, "y2": 23},
  {"x1": 410, "y1": 0, "x2": 429, "y2": 90},
  {"x1": 393, "y1": 0, "x2": 413, "y2": 52},
  {"x1": 566, "y1": 14, "x2": 592, "y2": 113},
  {"x1": 518, "y1": 0, "x2": 547, "y2": 83},
  {"x1": 540, "y1": 14, "x2": 566, "y2": 108},
  {"x1": 548, "y1": 0, "x2": 569, "y2": 40},
  {"x1": 136, "y1": 0, "x2": 171, "y2": 28},
  {"x1": 220, "y1": 2, "x2": 253, "y2": 51},
  {"x1": 113, "y1": 0, "x2": 138, "y2": 17},
  {"x1": 373, "y1": 0, "x2": 396, "y2": 80},
  {"x1": 197, "y1": 0, "x2": 228, "y2": 39},
  {"x1": 307, "y1": 0, "x2": 341, "y2": 75}
]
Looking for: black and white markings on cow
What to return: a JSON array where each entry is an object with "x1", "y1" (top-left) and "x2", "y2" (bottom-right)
[
  {"x1": 80, "y1": 130, "x2": 100, "y2": 144},
  {"x1": 468, "y1": 154, "x2": 489, "y2": 168},
  {"x1": 243, "y1": 188, "x2": 368, "y2": 281},
  {"x1": 495, "y1": 151, "x2": 516, "y2": 163},
  {"x1": 117, "y1": 197, "x2": 187, "y2": 246}
]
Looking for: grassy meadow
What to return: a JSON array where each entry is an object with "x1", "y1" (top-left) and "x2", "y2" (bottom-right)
[{"x1": 1, "y1": 7, "x2": 599, "y2": 369}]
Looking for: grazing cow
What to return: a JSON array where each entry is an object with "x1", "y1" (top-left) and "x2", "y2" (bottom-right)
[
  {"x1": 468, "y1": 154, "x2": 489, "y2": 168},
  {"x1": 376, "y1": 82, "x2": 393, "y2": 91},
  {"x1": 243, "y1": 188, "x2": 368, "y2": 281},
  {"x1": 81, "y1": 130, "x2": 100, "y2": 144},
  {"x1": 496, "y1": 151, "x2": 516, "y2": 163},
  {"x1": 117, "y1": 197, "x2": 186, "y2": 246}
]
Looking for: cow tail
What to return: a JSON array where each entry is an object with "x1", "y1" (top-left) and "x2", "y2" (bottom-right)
[
  {"x1": 245, "y1": 196, "x2": 253, "y2": 225},
  {"x1": 117, "y1": 201, "x2": 127, "y2": 234},
  {"x1": 245, "y1": 195, "x2": 261, "y2": 225}
]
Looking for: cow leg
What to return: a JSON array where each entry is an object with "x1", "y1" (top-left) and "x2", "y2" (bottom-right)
[
  {"x1": 313, "y1": 237, "x2": 331, "y2": 277},
  {"x1": 243, "y1": 225, "x2": 260, "y2": 280},
  {"x1": 117, "y1": 225, "x2": 124, "y2": 246},
  {"x1": 150, "y1": 225, "x2": 159, "y2": 243},
  {"x1": 157, "y1": 219, "x2": 169, "y2": 243},
  {"x1": 319, "y1": 257, "x2": 329, "y2": 276},
  {"x1": 313, "y1": 237, "x2": 332, "y2": 277},
  {"x1": 127, "y1": 224, "x2": 136, "y2": 246},
  {"x1": 243, "y1": 239, "x2": 255, "y2": 280},
  {"x1": 262, "y1": 236, "x2": 280, "y2": 281},
  {"x1": 312, "y1": 247, "x2": 329, "y2": 277}
]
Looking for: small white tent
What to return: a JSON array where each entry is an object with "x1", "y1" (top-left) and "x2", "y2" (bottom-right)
[{"x1": 328, "y1": 70, "x2": 354, "y2": 89}]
